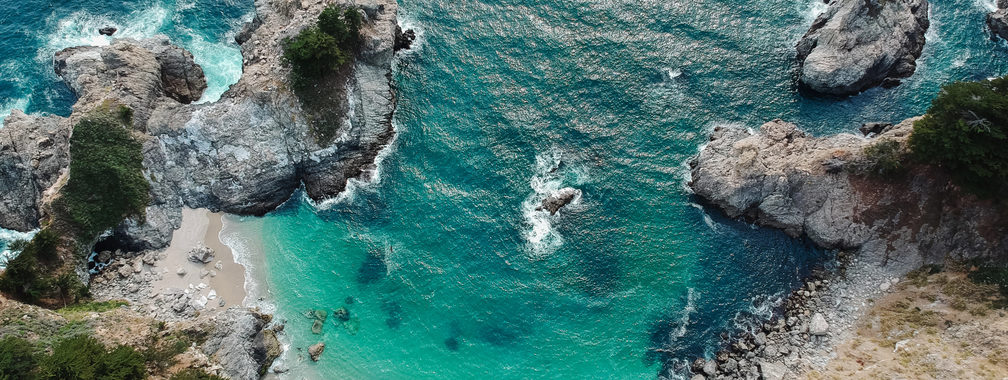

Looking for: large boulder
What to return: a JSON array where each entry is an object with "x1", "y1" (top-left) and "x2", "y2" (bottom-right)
[
  {"x1": 140, "y1": 38, "x2": 207, "y2": 104},
  {"x1": 536, "y1": 187, "x2": 581, "y2": 215},
  {"x1": 796, "y1": 0, "x2": 929, "y2": 95}
]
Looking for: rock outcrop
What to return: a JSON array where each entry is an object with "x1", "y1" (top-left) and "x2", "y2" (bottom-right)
[
  {"x1": 536, "y1": 187, "x2": 581, "y2": 215},
  {"x1": 689, "y1": 119, "x2": 1007, "y2": 272},
  {"x1": 1, "y1": 0, "x2": 404, "y2": 252},
  {"x1": 989, "y1": 0, "x2": 1008, "y2": 41},
  {"x1": 796, "y1": 0, "x2": 929, "y2": 95},
  {"x1": 201, "y1": 308, "x2": 283, "y2": 380}
]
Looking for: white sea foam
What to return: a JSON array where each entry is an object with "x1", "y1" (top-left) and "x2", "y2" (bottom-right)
[
  {"x1": 521, "y1": 149, "x2": 588, "y2": 259},
  {"x1": 310, "y1": 120, "x2": 401, "y2": 210},
  {"x1": 219, "y1": 220, "x2": 275, "y2": 314},
  {"x1": 802, "y1": 0, "x2": 829, "y2": 25},
  {"x1": 0, "y1": 228, "x2": 38, "y2": 270},
  {"x1": 672, "y1": 288, "x2": 697, "y2": 341},
  {"x1": 979, "y1": 0, "x2": 998, "y2": 12},
  {"x1": 0, "y1": 97, "x2": 29, "y2": 126}
]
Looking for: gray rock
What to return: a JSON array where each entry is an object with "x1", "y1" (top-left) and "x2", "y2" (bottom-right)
[
  {"x1": 202, "y1": 308, "x2": 280, "y2": 380},
  {"x1": 754, "y1": 332, "x2": 767, "y2": 347},
  {"x1": 0, "y1": 110, "x2": 69, "y2": 232},
  {"x1": 796, "y1": 0, "x2": 929, "y2": 95},
  {"x1": 703, "y1": 359, "x2": 718, "y2": 376},
  {"x1": 308, "y1": 342, "x2": 325, "y2": 361},
  {"x1": 536, "y1": 187, "x2": 581, "y2": 215},
  {"x1": 809, "y1": 313, "x2": 829, "y2": 336},
  {"x1": 758, "y1": 361, "x2": 790, "y2": 380},
  {"x1": 691, "y1": 375, "x2": 705, "y2": 380},
  {"x1": 176, "y1": 267, "x2": 186, "y2": 276},
  {"x1": 689, "y1": 119, "x2": 1007, "y2": 273},
  {"x1": 989, "y1": 0, "x2": 1008, "y2": 41},
  {"x1": 188, "y1": 245, "x2": 215, "y2": 264}
]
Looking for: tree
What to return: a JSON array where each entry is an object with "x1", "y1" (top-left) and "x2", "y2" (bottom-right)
[
  {"x1": 0, "y1": 337, "x2": 37, "y2": 380},
  {"x1": 910, "y1": 77, "x2": 1008, "y2": 195}
]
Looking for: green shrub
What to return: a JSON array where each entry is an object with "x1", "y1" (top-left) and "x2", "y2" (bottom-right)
[
  {"x1": 63, "y1": 107, "x2": 150, "y2": 239},
  {"x1": 0, "y1": 243, "x2": 46, "y2": 303},
  {"x1": 0, "y1": 336, "x2": 37, "y2": 380},
  {"x1": 909, "y1": 77, "x2": 1008, "y2": 195},
  {"x1": 40, "y1": 335, "x2": 145, "y2": 380},
  {"x1": 0, "y1": 228, "x2": 88, "y2": 305},
  {"x1": 857, "y1": 139, "x2": 906, "y2": 176},
  {"x1": 58, "y1": 300, "x2": 128, "y2": 314},
  {"x1": 169, "y1": 369, "x2": 227, "y2": 380},
  {"x1": 283, "y1": 5, "x2": 362, "y2": 84}
]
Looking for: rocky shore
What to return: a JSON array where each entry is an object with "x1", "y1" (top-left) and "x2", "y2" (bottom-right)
[
  {"x1": 796, "y1": 0, "x2": 929, "y2": 95},
  {"x1": 0, "y1": 0, "x2": 408, "y2": 377}
]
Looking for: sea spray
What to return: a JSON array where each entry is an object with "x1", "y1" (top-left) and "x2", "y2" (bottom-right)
[{"x1": 0, "y1": 228, "x2": 37, "y2": 270}]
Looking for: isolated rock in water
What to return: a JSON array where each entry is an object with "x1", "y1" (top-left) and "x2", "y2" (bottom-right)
[
  {"x1": 99, "y1": 26, "x2": 117, "y2": 36},
  {"x1": 536, "y1": 187, "x2": 581, "y2": 215},
  {"x1": 308, "y1": 342, "x2": 325, "y2": 361},
  {"x1": 809, "y1": 313, "x2": 829, "y2": 336},
  {"x1": 988, "y1": 0, "x2": 1008, "y2": 40},
  {"x1": 796, "y1": 0, "x2": 929, "y2": 95},
  {"x1": 188, "y1": 245, "x2": 215, "y2": 264}
]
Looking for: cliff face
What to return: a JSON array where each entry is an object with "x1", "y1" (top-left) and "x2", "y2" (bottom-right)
[
  {"x1": 0, "y1": 0, "x2": 402, "y2": 251},
  {"x1": 796, "y1": 0, "x2": 929, "y2": 95},
  {"x1": 689, "y1": 119, "x2": 1007, "y2": 272},
  {"x1": 0, "y1": 111, "x2": 69, "y2": 232}
]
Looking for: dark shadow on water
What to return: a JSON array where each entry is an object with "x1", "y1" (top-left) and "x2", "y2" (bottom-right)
[
  {"x1": 356, "y1": 247, "x2": 388, "y2": 285},
  {"x1": 382, "y1": 299, "x2": 403, "y2": 329}
]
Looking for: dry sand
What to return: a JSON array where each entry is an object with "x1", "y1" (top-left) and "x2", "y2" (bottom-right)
[{"x1": 151, "y1": 208, "x2": 247, "y2": 312}]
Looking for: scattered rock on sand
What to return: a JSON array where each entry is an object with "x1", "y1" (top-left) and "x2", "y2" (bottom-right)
[
  {"x1": 188, "y1": 245, "x2": 215, "y2": 264},
  {"x1": 308, "y1": 342, "x2": 325, "y2": 361},
  {"x1": 177, "y1": 267, "x2": 187, "y2": 276},
  {"x1": 759, "y1": 361, "x2": 789, "y2": 380}
]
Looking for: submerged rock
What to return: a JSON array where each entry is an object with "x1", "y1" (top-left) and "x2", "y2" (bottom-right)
[
  {"x1": 796, "y1": 0, "x2": 929, "y2": 95},
  {"x1": 536, "y1": 187, "x2": 581, "y2": 215},
  {"x1": 334, "y1": 306, "x2": 350, "y2": 322},
  {"x1": 308, "y1": 342, "x2": 325, "y2": 361}
]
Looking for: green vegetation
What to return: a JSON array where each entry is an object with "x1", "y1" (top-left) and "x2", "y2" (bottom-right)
[
  {"x1": 0, "y1": 335, "x2": 145, "y2": 380},
  {"x1": 57, "y1": 300, "x2": 128, "y2": 315},
  {"x1": 969, "y1": 265, "x2": 1008, "y2": 308},
  {"x1": 0, "y1": 230, "x2": 86, "y2": 305},
  {"x1": 282, "y1": 5, "x2": 363, "y2": 85},
  {"x1": 857, "y1": 138, "x2": 907, "y2": 176},
  {"x1": 909, "y1": 76, "x2": 1008, "y2": 195},
  {"x1": 0, "y1": 337, "x2": 37, "y2": 380},
  {"x1": 62, "y1": 105, "x2": 150, "y2": 239}
]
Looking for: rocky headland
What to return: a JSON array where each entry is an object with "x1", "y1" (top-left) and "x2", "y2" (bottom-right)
[
  {"x1": 685, "y1": 118, "x2": 1007, "y2": 379},
  {"x1": 0, "y1": 0, "x2": 409, "y2": 377},
  {"x1": 796, "y1": 0, "x2": 929, "y2": 95}
]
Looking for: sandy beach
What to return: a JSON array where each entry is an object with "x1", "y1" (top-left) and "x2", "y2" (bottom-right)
[{"x1": 151, "y1": 208, "x2": 248, "y2": 312}]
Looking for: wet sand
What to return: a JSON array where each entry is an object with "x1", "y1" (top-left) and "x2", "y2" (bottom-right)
[{"x1": 151, "y1": 208, "x2": 247, "y2": 312}]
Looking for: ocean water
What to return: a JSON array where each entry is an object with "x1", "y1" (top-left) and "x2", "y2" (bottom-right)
[
  {"x1": 0, "y1": 0, "x2": 252, "y2": 124},
  {"x1": 2, "y1": 0, "x2": 1007, "y2": 379}
]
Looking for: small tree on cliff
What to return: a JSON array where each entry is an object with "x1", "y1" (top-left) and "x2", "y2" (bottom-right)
[
  {"x1": 283, "y1": 5, "x2": 363, "y2": 85},
  {"x1": 909, "y1": 76, "x2": 1008, "y2": 195}
]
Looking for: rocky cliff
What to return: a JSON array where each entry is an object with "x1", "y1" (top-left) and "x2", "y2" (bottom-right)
[
  {"x1": 989, "y1": 0, "x2": 1008, "y2": 41},
  {"x1": 796, "y1": 0, "x2": 929, "y2": 95},
  {"x1": 0, "y1": 0, "x2": 403, "y2": 252},
  {"x1": 689, "y1": 119, "x2": 1007, "y2": 272}
]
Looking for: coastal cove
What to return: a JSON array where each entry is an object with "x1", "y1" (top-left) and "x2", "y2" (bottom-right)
[{"x1": 0, "y1": 0, "x2": 1007, "y2": 379}]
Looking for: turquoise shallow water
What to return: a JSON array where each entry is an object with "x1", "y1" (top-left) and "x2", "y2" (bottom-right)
[{"x1": 3, "y1": 0, "x2": 1008, "y2": 378}]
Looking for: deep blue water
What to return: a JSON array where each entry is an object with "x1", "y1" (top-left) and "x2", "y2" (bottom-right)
[{"x1": 3, "y1": 0, "x2": 1008, "y2": 378}]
